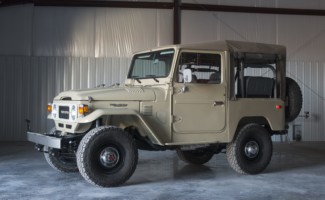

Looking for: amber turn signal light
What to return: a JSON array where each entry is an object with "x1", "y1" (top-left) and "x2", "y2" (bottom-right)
[
  {"x1": 47, "y1": 104, "x2": 52, "y2": 112},
  {"x1": 79, "y1": 105, "x2": 89, "y2": 115}
]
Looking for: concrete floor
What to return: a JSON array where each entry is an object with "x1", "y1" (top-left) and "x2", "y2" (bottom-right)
[{"x1": 1, "y1": 142, "x2": 325, "y2": 200}]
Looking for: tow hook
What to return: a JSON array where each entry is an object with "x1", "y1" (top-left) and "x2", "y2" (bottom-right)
[{"x1": 69, "y1": 140, "x2": 78, "y2": 152}]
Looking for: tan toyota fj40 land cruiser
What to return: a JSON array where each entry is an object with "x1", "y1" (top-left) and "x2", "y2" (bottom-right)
[{"x1": 27, "y1": 40, "x2": 302, "y2": 187}]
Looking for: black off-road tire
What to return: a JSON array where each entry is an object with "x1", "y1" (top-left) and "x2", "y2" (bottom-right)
[
  {"x1": 43, "y1": 128, "x2": 78, "y2": 173},
  {"x1": 44, "y1": 147, "x2": 79, "y2": 173},
  {"x1": 177, "y1": 149, "x2": 214, "y2": 165},
  {"x1": 226, "y1": 123, "x2": 272, "y2": 174},
  {"x1": 77, "y1": 126, "x2": 138, "y2": 187},
  {"x1": 285, "y1": 77, "x2": 303, "y2": 122}
]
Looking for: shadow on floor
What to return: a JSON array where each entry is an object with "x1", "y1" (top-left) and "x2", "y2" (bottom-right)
[{"x1": 267, "y1": 142, "x2": 325, "y2": 173}]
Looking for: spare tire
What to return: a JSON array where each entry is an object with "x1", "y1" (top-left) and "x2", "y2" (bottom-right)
[{"x1": 285, "y1": 77, "x2": 303, "y2": 122}]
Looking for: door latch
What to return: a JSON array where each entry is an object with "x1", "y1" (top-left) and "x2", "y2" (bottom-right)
[
  {"x1": 180, "y1": 85, "x2": 188, "y2": 93},
  {"x1": 213, "y1": 101, "x2": 224, "y2": 107}
]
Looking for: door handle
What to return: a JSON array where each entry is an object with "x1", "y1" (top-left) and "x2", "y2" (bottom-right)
[{"x1": 213, "y1": 101, "x2": 224, "y2": 107}]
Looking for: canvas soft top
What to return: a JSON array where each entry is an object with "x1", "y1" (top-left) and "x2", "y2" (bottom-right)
[{"x1": 177, "y1": 40, "x2": 286, "y2": 56}]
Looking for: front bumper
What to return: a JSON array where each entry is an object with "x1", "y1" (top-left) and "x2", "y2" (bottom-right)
[
  {"x1": 27, "y1": 132, "x2": 63, "y2": 149},
  {"x1": 27, "y1": 131, "x2": 83, "y2": 149}
]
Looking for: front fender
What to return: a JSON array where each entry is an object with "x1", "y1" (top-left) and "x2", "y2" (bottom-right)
[{"x1": 77, "y1": 108, "x2": 163, "y2": 146}]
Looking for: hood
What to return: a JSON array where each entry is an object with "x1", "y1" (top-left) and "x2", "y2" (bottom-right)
[{"x1": 54, "y1": 86, "x2": 156, "y2": 101}]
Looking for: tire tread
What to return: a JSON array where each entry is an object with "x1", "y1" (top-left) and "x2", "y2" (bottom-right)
[
  {"x1": 77, "y1": 126, "x2": 138, "y2": 187},
  {"x1": 226, "y1": 123, "x2": 272, "y2": 174},
  {"x1": 286, "y1": 77, "x2": 303, "y2": 122},
  {"x1": 43, "y1": 127, "x2": 78, "y2": 173}
]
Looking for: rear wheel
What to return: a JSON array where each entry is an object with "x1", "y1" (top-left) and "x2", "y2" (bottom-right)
[
  {"x1": 43, "y1": 128, "x2": 78, "y2": 173},
  {"x1": 77, "y1": 126, "x2": 138, "y2": 187},
  {"x1": 177, "y1": 149, "x2": 214, "y2": 165},
  {"x1": 226, "y1": 123, "x2": 272, "y2": 174}
]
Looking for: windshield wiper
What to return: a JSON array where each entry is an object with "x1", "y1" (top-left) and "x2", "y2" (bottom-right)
[{"x1": 146, "y1": 75, "x2": 159, "y2": 83}]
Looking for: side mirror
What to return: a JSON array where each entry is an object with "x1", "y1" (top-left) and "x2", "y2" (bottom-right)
[{"x1": 183, "y1": 69, "x2": 192, "y2": 83}]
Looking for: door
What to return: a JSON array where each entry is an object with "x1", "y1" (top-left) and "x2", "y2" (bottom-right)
[{"x1": 172, "y1": 51, "x2": 226, "y2": 133}]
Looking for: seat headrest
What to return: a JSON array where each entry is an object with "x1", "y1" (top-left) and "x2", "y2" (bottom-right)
[{"x1": 208, "y1": 72, "x2": 220, "y2": 83}]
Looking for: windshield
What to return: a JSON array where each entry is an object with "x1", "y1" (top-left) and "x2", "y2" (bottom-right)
[{"x1": 128, "y1": 49, "x2": 175, "y2": 79}]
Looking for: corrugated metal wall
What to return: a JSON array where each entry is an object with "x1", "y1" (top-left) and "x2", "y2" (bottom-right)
[
  {"x1": 1, "y1": 1, "x2": 325, "y2": 141},
  {"x1": 0, "y1": 56, "x2": 132, "y2": 140},
  {"x1": 0, "y1": 5, "x2": 173, "y2": 140}
]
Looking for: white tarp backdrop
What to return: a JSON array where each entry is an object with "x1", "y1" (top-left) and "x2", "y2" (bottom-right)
[
  {"x1": 0, "y1": 5, "x2": 173, "y2": 140},
  {"x1": 0, "y1": 1, "x2": 325, "y2": 141}
]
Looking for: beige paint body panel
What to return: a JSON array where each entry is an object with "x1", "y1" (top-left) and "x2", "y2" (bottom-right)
[
  {"x1": 55, "y1": 86, "x2": 156, "y2": 101},
  {"x1": 173, "y1": 83, "x2": 226, "y2": 133},
  {"x1": 48, "y1": 40, "x2": 287, "y2": 146},
  {"x1": 169, "y1": 98, "x2": 285, "y2": 145},
  {"x1": 226, "y1": 99, "x2": 285, "y2": 142}
]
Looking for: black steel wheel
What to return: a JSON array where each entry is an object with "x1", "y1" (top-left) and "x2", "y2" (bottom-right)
[
  {"x1": 77, "y1": 126, "x2": 138, "y2": 187},
  {"x1": 226, "y1": 123, "x2": 273, "y2": 174},
  {"x1": 177, "y1": 149, "x2": 214, "y2": 165},
  {"x1": 43, "y1": 128, "x2": 78, "y2": 173}
]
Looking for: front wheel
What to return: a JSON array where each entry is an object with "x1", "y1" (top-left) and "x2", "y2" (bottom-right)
[
  {"x1": 226, "y1": 123, "x2": 273, "y2": 174},
  {"x1": 77, "y1": 126, "x2": 138, "y2": 187},
  {"x1": 177, "y1": 149, "x2": 214, "y2": 165}
]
